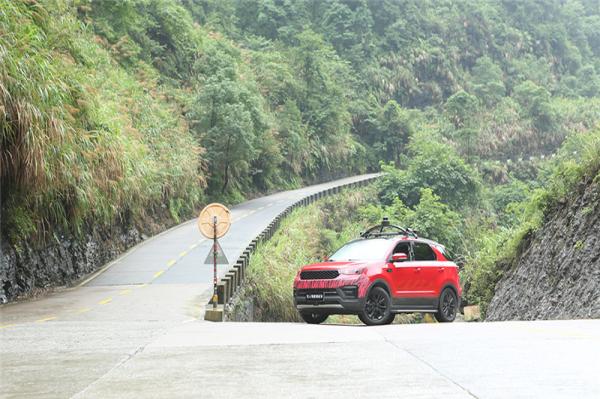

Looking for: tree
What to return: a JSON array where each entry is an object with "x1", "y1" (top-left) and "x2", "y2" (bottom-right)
[
  {"x1": 194, "y1": 78, "x2": 256, "y2": 194},
  {"x1": 377, "y1": 138, "x2": 482, "y2": 210},
  {"x1": 445, "y1": 90, "x2": 479, "y2": 129},
  {"x1": 288, "y1": 29, "x2": 355, "y2": 176},
  {"x1": 319, "y1": 0, "x2": 375, "y2": 67},
  {"x1": 513, "y1": 80, "x2": 556, "y2": 132},
  {"x1": 374, "y1": 100, "x2": 414, "y2": 165},
  {"x1": 576, "y1": 64, "x2": 600, "y2": 97},
  {"x1": 192, "y1": 65, "x2": 273, "y2": 195},
  {"x1": 403, "y1": 188, "x2": 463, "y2": 253},
  {"x1": 379, "y1": 188, "x2": 463, "y2": 253},
  {"x1": 471, "y1": 56, "x2": 506, "y2": 107}
]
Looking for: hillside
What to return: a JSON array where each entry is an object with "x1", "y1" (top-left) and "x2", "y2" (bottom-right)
[
  {"x1": 485, "y1": 155, "x2": 600, "y2": 320},
  {"x1": 2, "y1": 0, "x2": 600, "y2": 304}
]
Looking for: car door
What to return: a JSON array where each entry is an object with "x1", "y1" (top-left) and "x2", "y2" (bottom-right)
[
  {"x1": 388, "y1": 241, "x2": 416, "y2": 299},
  {"x1": 412, "y1": 241, "x2": 438, "y2": 297}
]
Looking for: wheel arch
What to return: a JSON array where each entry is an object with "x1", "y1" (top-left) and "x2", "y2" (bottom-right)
[
  {"x1": 439, "y1": 283, "x2": 461, "y2": 309},
  {"x1": 367, "y1": 279, "x2": 392, "y2": 297},
  {"x1": 441, "y1": 283, "x2": 458, "y2": 297}
]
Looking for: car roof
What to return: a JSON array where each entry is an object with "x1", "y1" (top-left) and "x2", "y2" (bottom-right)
[{"x1": 347, "y1": 235, "x2": 444, "y2": 248}]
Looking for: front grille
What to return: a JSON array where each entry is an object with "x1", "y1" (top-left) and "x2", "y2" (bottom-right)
[
  {"x1": 295, "y1": 289, "x2": 337, "y2": 296},
  {"x1": 300, "y1": 270, "x2": 339, "y2": 280}
]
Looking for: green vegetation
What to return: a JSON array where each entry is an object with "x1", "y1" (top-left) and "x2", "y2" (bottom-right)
[
  {"x1": 231, "y1": 188, "x2": 375, "y2": 322},
  {"x1": 1, "y1": 1, "x2": 203, "y2": 241},
  {"x1": 462, "y1": 128, "x2": 600, "y2": 313},
  {"x1": 2, "y1": 1, "x2": 600, "y2": 314}
]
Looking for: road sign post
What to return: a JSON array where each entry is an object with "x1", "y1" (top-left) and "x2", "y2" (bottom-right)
[
  {"x1": 212, "y1": 216, "x2": 218, "y2": 308},
  {"x1": 198, "y1": 203, "x2": 231, "y2": 313}
]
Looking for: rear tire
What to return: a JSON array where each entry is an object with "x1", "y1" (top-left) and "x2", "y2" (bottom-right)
[
  {"x1": 300, "y1": 312, "x2": 328, "y2": 324},
  {"x1": 434, "y1": 288, "x2": 458, "y2": 323},
  {"x1": 359, "y1": 286, "x2": 395, "y2": 326}
]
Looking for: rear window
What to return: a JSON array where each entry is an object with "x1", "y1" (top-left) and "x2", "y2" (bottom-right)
[
  {"x1": 413, "y1": 242, "x2": 437, "y2": 261},
  {"x1": 329, "y1": 239, "x2": 390, "y2": 261}
]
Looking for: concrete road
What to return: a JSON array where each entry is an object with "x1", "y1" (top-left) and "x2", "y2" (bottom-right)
[
  {"x1": 1, "y1": 174, "x2": 599, "y2": 398},
  {"x1": 1, "y1": 318, "x2": 599, "y2": 398}
]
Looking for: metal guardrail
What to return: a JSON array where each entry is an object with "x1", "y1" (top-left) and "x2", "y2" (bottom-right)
[{"x1": 205, "y1": 175, "x2": 380, "y2": 320}]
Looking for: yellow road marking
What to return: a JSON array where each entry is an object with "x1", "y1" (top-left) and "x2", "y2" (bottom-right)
[
  {"x1": 36, "y1": 316, "x2": 57, "y2": 323},
  {"x1": 0, "y1": 324, "x2": 17, "y2": 330},
  {"x1": 167, "y1": 259, "x2": 176, "y2": 267},
  {"x1": 153, "y1": 270, "x2": 164, "y2": 279},
  {"x1": 179, "y1": 251, "x2": 187, "y2": 258},
  {"x1": 98, "y1": 297, "x2": 112, "y2": 305},
  {"x1": 136, "y1": 283, "x2": 148, "y2": 289},
  {"x1": 119, "y1": 289, "x2": 131, "y2": 296},
  {"x1": 76, "y1": 307, "x2": 91, "y2": 314},
  {"x1": 233, "y1": 210, "x2": 256, "y2": 223}
]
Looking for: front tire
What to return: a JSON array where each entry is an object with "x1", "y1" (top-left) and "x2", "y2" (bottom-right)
[
  {"x1": 359, "y1": 286, "x2": 395, "y2": 326},
  {"x1": 434, "y1": 288, "x2": 458, "y2": 322},
  {"x1": 300, "y1": 312, "x2": 328, "y2": 324}
]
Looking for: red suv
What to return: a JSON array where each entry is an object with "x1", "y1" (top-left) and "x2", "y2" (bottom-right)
[{"x1": 293, "y1": 219, "x2": 461, "y2": 325}]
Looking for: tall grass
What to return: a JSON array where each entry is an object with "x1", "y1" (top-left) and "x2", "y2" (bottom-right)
[
  {"x1": 0, "y1": 0, "x2": 204, "y2": 242},
  {"x1": 232, "y1": 188, "x2": 375, "y2": 322}
]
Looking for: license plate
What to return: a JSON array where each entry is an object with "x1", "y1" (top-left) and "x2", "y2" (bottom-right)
[{"x1": 306, "y1": 293, "x2": 324, "y2": 301}]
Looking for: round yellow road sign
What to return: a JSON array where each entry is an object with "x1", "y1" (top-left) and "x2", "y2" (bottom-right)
[{"x1": 198, "y1": 203, "x2": 231, "y2": 239}]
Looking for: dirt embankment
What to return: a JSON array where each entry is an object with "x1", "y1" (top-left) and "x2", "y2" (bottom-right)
[{"x1": 486, "y1": 177, "x2": 600, "y2": 321}]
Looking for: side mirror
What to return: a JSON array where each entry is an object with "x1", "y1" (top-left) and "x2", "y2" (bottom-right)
[
  {"x1": 391, "y1": 252, "x2": 408, "y2": 263},
  {"x1": 323, "y1": 255, "x2": 329, "y2": 262}
]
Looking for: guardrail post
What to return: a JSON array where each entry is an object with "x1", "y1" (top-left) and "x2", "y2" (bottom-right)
[
  {"x1": 235, "y1": 260, "x2": 244, "y2": 281},
  {"x1": 232, "y1": 266, "x2": 240, "y2": 288},
  {"x1": 217, "y1": 281, "x2": 226, "y2": 305},
  {"x1": 225, "y1": 272, "x2": 235, "y2": 299},
  {"x1": 220, "y1": 278, "x2": 230, "y2": 304},
  {"x1": 233, "y1": 264, "x2": 242, "y2": 284}
]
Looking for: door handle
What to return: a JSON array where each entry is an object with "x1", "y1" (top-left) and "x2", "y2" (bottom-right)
[
  {"x1": 386, "y1": 268, "x2": 392, "y2": 273},
  {"x1": 415, "y1": 267, "x2": 421, "y2": 272},
  {"x1": 438, "y1": 267, "x2": 445, "y2": 272}
]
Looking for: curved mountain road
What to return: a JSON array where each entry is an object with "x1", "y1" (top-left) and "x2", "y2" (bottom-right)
[{"x1": 1, "y1": 174, "x2": 599, "y2": 398}]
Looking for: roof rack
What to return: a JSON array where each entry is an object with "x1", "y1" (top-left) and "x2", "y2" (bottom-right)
[{"x1": 360, "y1": 217, "x2": 418, "y2": 239}]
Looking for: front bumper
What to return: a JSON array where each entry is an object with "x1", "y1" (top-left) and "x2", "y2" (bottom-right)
[{"x1": 293, "y1": 286, "x2": 365, "y2": 314}]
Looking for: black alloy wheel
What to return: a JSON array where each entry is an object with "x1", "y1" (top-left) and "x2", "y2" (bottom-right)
[
  {"x1": 435, "y1": 288, "x2": 458, "y2": 323},
  {"x1": 300, "y1": 312, "x2": 329, "y2": 324},
  {"x1": 359, "y1": 286, "x2": 395, "y2": 326}
]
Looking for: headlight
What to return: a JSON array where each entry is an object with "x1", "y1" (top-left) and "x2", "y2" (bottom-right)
[{"x1": 339, "y1": 267, "x2": 365, "y2": 275}]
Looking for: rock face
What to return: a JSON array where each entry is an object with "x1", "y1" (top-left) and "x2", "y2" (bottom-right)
[
  {"x1": 0, "y1": 214, "x2": 175, "y2": 303},
  {"x1": 486, "y1": 177, "x2": 600, "y2": 321}
]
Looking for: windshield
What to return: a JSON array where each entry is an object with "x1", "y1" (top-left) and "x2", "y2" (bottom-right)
[{"x1": 329, "y1": 239, "x2": 390, "y2": 261}]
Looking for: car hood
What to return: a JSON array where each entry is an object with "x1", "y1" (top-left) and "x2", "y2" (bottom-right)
[{"x1": 300, "y1": 260, "x2": 376, "y2": 271}]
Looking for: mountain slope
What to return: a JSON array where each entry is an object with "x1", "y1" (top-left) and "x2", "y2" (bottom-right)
[{"x1": 486, "y1": 169, "x2": 600, "y2": 320}]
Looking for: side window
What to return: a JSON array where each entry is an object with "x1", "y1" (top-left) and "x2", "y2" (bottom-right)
[
  {"x1": 413, "y1": 242, "x2": 437, "y2": 261},
  {"x1": 435, "y1": 245, "x2": 453, "y2": 261},
  {"x1": 392, "y1": 242, "x2": 411, "y2": 260}
]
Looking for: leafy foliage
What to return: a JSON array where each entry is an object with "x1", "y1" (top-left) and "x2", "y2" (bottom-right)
[{"x1": 377, "y1": 139, "x2": 482, "y2": 209}]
